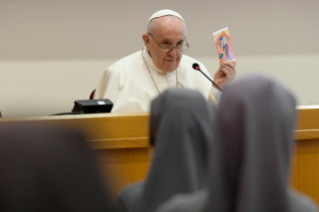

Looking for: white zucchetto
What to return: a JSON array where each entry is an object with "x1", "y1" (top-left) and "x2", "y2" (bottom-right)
[{"x1": 148, "y1": 9, "x2": 184, "y2": 23}]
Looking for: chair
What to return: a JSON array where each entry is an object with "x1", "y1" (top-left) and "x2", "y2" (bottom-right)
[{"x1": 90, "y1": 89, "x2": 96, "y2": 100}]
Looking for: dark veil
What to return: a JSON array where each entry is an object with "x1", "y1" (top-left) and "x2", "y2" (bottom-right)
[
  {"x1": 137, "y1": 88, "x2": 217, "y2": 212},
  {"x1": 0, "y1": 122, "x2": 112, "y2": 212},
  {"x1": 208, "y1": 74, "x2": 316, "y2": 212}
]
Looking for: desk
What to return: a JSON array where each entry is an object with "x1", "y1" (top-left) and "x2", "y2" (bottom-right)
[
  {"x1": 0, "y1": 112, "x2": 151, "y2": 199},
  {"x1": 292, "y1": 106, "x2": 319, "y2": 204},
  {"x1": 1, "y1": 107, "x2": 319, "y2": 203}
]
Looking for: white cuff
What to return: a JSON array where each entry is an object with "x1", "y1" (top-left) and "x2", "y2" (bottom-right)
[{"x1": 211, "y1": 86, "x2": 221, "y2": 102}]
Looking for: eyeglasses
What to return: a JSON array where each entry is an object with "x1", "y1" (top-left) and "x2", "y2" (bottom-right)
[{"x1": 148, "y1": 33, "x2": 189, "y2": 52}]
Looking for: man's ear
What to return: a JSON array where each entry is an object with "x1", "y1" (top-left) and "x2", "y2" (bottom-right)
[{"x1": 142, "y1": 34, "x2": 151, "y2": 50}]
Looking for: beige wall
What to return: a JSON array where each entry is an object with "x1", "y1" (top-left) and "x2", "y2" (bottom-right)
[{"x1": 1, "y1": 0, "x2": 319, "y2": 117}]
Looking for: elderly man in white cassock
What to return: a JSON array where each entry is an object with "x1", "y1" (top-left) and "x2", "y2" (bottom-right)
[{"x1": 94, "y1": 9, "x2": 236, "y2": 112}]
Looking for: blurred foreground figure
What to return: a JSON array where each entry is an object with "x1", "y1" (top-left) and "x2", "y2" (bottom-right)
[
  {"x1": 156, "y1": 75, "x2": 318, "y2": 212},
  {"x1": 114, "y1": 88, "x2": 216, "y2": 212},
  {"x1": 0, "y1": 122, "x2": 112, "y2": 212}
]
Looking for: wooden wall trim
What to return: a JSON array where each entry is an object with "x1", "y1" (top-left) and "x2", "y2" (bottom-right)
[{"x1": 295, "y1": 130, "x2": 319, "y2": 140}]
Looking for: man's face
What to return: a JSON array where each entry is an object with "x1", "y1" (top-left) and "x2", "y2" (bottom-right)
[{"x1": 144, "y1": 16, "x2": 186, "y2": 73}]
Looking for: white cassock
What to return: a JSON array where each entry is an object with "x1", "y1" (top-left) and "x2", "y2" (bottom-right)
[{"x1": 94, "y1": 48, "x2": 218, "y2": 113}]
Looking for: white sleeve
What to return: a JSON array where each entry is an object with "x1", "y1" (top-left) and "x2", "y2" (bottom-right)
[
  {"x1": 94, "y1": 68, "x2": 121, "y2": 106},
  {"x1": 211, "y1": 86, "x2": 221, "y2": 102}
]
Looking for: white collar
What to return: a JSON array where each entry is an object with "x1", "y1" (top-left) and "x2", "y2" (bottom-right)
[
  {"x1": 142, "y1": 47, "x2": 166, "y2": 74},
  {"x1": 141, "y1": 47, "x2": 179, "y2": 93}
]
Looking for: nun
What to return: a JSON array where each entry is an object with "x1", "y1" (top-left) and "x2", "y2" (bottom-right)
[
  {"x1": 114, "y1": 88, "x2": 217, "y2": 212},
  {"x1": 0, "y1": 122, "x2": 112, "y2": 212},
  {"x1": 156, "y1": 74, "x2": 318, "y2": 212}
]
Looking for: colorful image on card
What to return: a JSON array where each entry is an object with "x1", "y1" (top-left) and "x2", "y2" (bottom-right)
[{"x1": 213, "y1": 27, "x2": 235, "y2": 62}]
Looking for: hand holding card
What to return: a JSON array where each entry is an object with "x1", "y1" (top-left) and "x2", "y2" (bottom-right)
[{"x1": 213, "y1": 27, "x2": 235, "y2": 62}]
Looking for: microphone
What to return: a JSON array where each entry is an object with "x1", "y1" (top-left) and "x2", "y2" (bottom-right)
[{"x1": 192, "y1": 63, "x2": 222, "y2": 92}]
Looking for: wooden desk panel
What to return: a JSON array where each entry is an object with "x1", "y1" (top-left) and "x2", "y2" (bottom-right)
[
  {"x1": 1, "y1": 107, "x2": 319, "y2": 203},
  {"x1": 0, "y1": 113, "x2": 151, "y2": 199},
  {"x1": 291, "y1": 139, "x2": 319, "y2": 204},
  {"x1": 292, "y1": 106, "x2": 319, "y2": 204},
  {"x1": 95, "y1": 148, "x2": 150, "y2": 199}
]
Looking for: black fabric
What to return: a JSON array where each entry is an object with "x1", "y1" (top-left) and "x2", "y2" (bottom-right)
[
  {"x1": 114, "y1": 181, "x2": 145, "y2": 212},
  {"x1": 155, "y1": 189, "x2": 209, "y2": 212},
  {"x1": 0, "y1": 122, "x2": 112, "y2": 212}
]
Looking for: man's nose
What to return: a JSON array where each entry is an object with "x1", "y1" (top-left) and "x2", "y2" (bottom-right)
[{"x1": 168, "y1": 46, "x2": 178, "y2": 57}]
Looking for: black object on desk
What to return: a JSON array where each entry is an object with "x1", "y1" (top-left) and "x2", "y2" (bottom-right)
[{"x1": 72, "y1": 99, "x2": 113, "y2": 114}]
